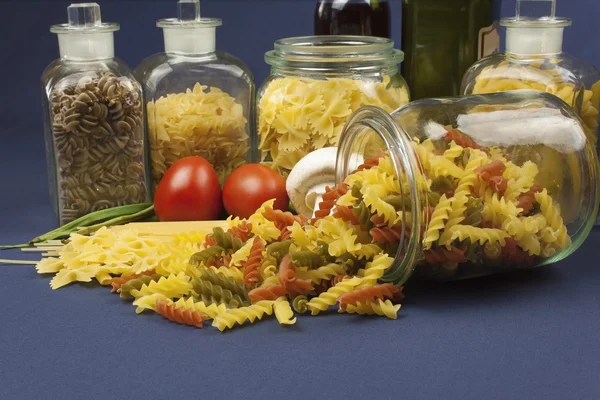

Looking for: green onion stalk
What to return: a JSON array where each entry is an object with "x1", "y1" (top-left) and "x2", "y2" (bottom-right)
[{"x1": 0, "y1": 203, "x2": 155, "y2": 250}]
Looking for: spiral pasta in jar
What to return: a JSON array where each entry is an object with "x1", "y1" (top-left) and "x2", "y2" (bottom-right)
[
  {"x1": 334, "y1": 91, "x2": 598, "y2": 283},
  {"x1": 258, "y1": 36, "x2": 409, "y2": 177},
  {"x1": 136, "y1": 1, "x2": 254, "y2": 190},
  {"x1": 42, "y1": 3, "x2": 149, "y2": 225}
]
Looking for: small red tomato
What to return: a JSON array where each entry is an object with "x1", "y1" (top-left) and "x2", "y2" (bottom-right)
[
  {"x1": 154, "y1": 156, "x2": 222, "y2": 221},
  {"x1": 223, "y1": 164, "x2": 288, "y2": 219}
]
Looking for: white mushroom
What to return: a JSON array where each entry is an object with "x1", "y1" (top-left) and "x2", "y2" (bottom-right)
[{"x1": 286, "y1": 147, "x2": 338, "y2": 218}]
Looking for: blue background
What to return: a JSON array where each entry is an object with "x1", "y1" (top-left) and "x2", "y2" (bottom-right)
[{"x1": 1, "y1": 1, "x2": 599, "y2": 399}]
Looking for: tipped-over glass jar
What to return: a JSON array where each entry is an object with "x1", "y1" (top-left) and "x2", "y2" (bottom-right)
[
  {"x1": 136, "y1": 0, "x2": 254, "y2": 190},
  {"x1": 258, "y1": 35, "x2": 409, "y2": 177},
  {"x1": 42, "y1": 3, "x2": 149, "y2": 225},
  {"x1": 335, "y1": 91, "x2": 599, "y2": 283}
]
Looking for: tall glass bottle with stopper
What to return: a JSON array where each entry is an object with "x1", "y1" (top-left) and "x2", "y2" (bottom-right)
[
  {"x1": 461, "y1": 0, "x2": 600, "y2": 225},
  {"x1": 41, "y1": 3, "x2": 149, "y2": 225},
  {"x1": 136, "y1": 0, "x2": 255, "y2": 191}
]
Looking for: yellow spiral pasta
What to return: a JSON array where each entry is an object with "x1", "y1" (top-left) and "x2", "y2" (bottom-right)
[
  {"x1": 438, "y1": 194, "x2": 469, "y2": 247},
  {"x1": 130, "y1": 272, "x2": 192, "y2": 300},
  {"x1": 356, "y1": 254, "x2": 394, "y2": 288},
  {"x1": 212, "y1": 301, "x2": 275, "y2": 331},
  {"x1": 306, "y1": 277, "x2": 362, "y2": 315},
  {"x1": 274, "y1": 297, "x2": 297, "y2": 325},
  {"x1": 447, "y1": 225, "x2": 509, "y2": 247},
  {"x1": 423, "y1": 194, "x2": 452, "y2": 250},
  {"x1": 481, "y1": 194, "x2": 523, "y2": 227},
  {"x1": 295, "y1": 263, "x2": 347, "y2": 284},
  {"x1": 344, "y1": 299, "x2": 401, "y2": 320},
  {"x1": 442, "y1": 142, "x2": 464, "y2": 161},
  {"x1": 535, "y1": 190, "x2": 572, "y2": 251}
]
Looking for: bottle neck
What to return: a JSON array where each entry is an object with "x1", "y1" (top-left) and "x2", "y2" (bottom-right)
[
  {"x1": 163, "y1": 27, "x2": 216, "y2": 55},
  {"x1": 58, "y1": 32, "x2": 115, "y2": 60},
  {"x1": 337, "y1": 106, "x2": 425, "y2": 285},
  {"x1": 505, "y1": 26, "x2": 564, "y2": 56}
]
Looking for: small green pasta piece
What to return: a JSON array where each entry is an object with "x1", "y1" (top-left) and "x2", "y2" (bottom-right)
[
  {"x1": 119, "y1": 274, "x2": 162, "y2": 299},
  {"x1": 383, "y1": 192, "x2": 440, "y2": 210},
  {"x1": 212, "y1": 301, "x2": 275, "y2": 331},
  {"x1": 430, "y1": 176, "x2": 455, "y2": 194},
  {"x1": 192, "y1": 278, "x2": 250, "y2": 307},
  {"x1": 290, "y1": 250, "x2": 324, "y2": 269},
  {"x1": 351, "y1": 182, "x2": 363, "y2": 201},
  {"x1": 352, "y1": 201, "x2": 374, "y2": 230},
  {"x1": 211, "y1": 227, "x2": 244, "y2": 252},
  {"x1": 464, "y1": 198, "x2": 484, "y2": 227},
  {"x1": 335, "y1": 253, "x2": 366, "y2": 275},
  {"x1": 198, "y1": 268, "x2": 248, "y2": 298},
  {"x1": 189, "y1": 246, "x2": 225, "y2": 266},
  {"x1": 266, "y1": 240, "x2": 293, "y2": 261},
  {"x1": 292, "y1": 295, "x2": 309, "y2": 314},
  {"x1": 462, "y1": 239, "x2": 482, "y2": 264}
]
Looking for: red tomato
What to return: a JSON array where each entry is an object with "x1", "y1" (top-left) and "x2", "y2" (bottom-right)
[
  {"x1": 154, "y1": 156, "x2": 222, "y2": 221},
  {"x1": 223, "y1": 164, "x2": 288, "y2": 219}
]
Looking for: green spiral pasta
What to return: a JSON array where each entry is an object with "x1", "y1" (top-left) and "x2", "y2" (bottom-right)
[
  {"x1": 351, "y1": 182, "x2": 363, "y2": 201},
  {"x1": 464, "y1": 198, "x2": 484, "y2": 227},
  {"x1": 189, "y1": 246, "x2": 226, "y2": 266},
  {"x1": 291, "y1": 295, "x2": 309, "y2": 314},
  {"x1": 119, "y1": 274, "x2": 162, "y2": 299},
  {"x1": 198, "y1": 268, "x2": 248, "y2": 298},
  {"x1": 212, "y1": 301, "x2": 275, "y2": 331},
  {"x1": 210, "y1": 227, "x2": 244, "y2": 252},
  {"x1": 430, "y1": 175, "x2": 455, "y2": 195},
  {"x1": 352, "y1": 201, "x2": 374, "y2": 230},
  {"x1": 192, "y1": 279, "x2": 250, "y2": 307},
  {"x1": 266, "y1": 240, "x2": 293, "y2": 261},
  {"x1": 290, "y1": 250, "x2": 324, "y2": 269}
]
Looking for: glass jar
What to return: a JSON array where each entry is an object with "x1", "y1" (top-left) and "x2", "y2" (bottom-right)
[
  {"x1": 42, "y1": 3, "x2": 149, "y2": 225},
  {"x1": 258, "y1": 35, "x2": 409, "y2": 177},
  {"x1": 461, "y1": 0, "x2": 600, "y2": 156},
  {"x1": 135, "y1": 0, "x2": 254, "y2": 189},
  {"x1": 336, "y1": 91, "x2": 599, "y2": 284},
  {"x1": 401, "y1": 0, "x2": 496, "y2": 99}
]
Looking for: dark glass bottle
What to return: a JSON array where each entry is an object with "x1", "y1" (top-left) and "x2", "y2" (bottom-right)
[
  {"x1": 314, "y1": 0, "x2": 391, "y2": 38},
  {"x1": 401, "y1": 0, "x2": 495, "y2": 100}
]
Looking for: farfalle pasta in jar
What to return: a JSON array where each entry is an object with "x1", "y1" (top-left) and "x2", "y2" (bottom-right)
[
  {"x1": 332, "y1": 91, "x2": 598, "y2": 282},
  {"x1": 258, "y1": 36, "x2": 409, "y2": 177},
  {"x1": 136, "y1": 0, "x2": 254, "y2": 189}
]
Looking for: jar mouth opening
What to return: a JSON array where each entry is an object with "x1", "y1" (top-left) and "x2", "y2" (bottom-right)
[
  {"x1": 266, "y1": 35, "x2": 404, "y2": 68},
  {"x1": 336, "y1": 106, "x2": 426, "y2": 286},
  {"x1": 500, "y1": 17, "x2": 571, "y2": 28},
  {"x1": 157, "y1": 17, "x2": 222, "y2": 28},
  {"x1": 50, "y1": 22, "x2": 119, "y2": 34}
]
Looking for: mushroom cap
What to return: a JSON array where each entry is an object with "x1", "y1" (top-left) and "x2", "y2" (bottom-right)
[{"x1": 286, "y1": 147, "x2": 338, "y2": 217}]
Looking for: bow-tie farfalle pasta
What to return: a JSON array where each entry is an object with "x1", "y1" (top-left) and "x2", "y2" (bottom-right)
[{"x1": 258, "y1": 76, "x2": 409, "y2": 175}]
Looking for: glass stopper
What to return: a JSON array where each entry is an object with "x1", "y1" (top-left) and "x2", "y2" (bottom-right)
[
  {"x1": 67, "y1": 3, "x2": 102, "y2": 27},
  {"x1": 178, "y1": 0, "x2": 201, "y2": 21},
  {"x1": 516, "y1": 0, "x2": 556, "y2": 20}
]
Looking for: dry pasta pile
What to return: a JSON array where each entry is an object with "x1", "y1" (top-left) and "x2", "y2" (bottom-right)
[
  {"x1": 36, "y1": 128, "x2": 571, "y2": 329},
  {"x1": 147, "y1": 83, "x2": 248, "y2": 188},
  {"x1": 470, "y1": 60, "x2": 600, "y2": 146},
  {"x1": 258, "y1": 76, "x2": 409, "y2": 175}
]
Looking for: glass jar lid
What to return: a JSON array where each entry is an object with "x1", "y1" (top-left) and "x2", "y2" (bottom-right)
[
  {"x1": 265, "y1": 36, "x2": 404, "y2": 71},
  {"x1": 50, "y1": 3, "x2": 119, "y2": 34},
  {"x1": 157, "y1": 0, "x2": 221, "y2": 29},
  {"x1": 500, "y1": 0, "x2": 571, "y2": 28}
]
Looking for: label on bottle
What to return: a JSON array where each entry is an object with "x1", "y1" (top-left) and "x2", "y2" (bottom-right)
[{"x1": 478, "y1": 22, "x2": 500, "y2": 59}]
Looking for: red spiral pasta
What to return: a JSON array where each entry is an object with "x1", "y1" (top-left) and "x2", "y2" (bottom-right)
[
  {"x1": 263, "y1": 207, "x2": 307, "y2": 240},
  {"x1": 203, "y1": 235, "x2": 217, "y2": 248},
  {"x1": 332, "y1": 205, "x2": 362, "y2": 226},
  {"x1": 423, "y1": 246, "x2": 467, "y2": 264},
  {"x1": 370, "y1": 224, "x2": 406, "y2": 244},
  {"x1": 227, "y1": 221, "x2": 253, "y2": 243},
  {"x1": 205, "y1": 254, "x2": 232, "y2": 269},
  {"x1": 314, "y1": 184, "x2": 349, "y2": 219},
  {"x1": 370, "y1": 214, "x2": 388, "y2": 228},
  {"x1": 243, "y1": 236, "x2": 264, "y2": 289},
  {"x1": 488, "y1": 175, "x2": 508, "y2": 196},
  {"x1": 517, "y1": 183, "x2": 542, "y2": 215},
  {"x1": 476, "y1": 160, "x2": 506, "y2": 182},
  {"x1": 338, "y1": 283, "x2": 401, "y2": 311},
  {"x1": 108, "y1": 269, "x2": 156, "y2": 293},
  {"x1": 278, "y1": 255, "x2": 314, "y2": 297},
  {"x1": 444, "y1": 129, "x2": 490, "y2": 154},
  {"x1": 354, "y1": 150, "x2": 387, "y2": 172},
  {"x1": 501, "y1": 238, "x2": 535, "y2": 266},
  {"x1": 155, "y1": 299, "x2": 205, "y2": 329},
  {"x1": 248, "y1": 284, "x2": 286, "y2": 303}
]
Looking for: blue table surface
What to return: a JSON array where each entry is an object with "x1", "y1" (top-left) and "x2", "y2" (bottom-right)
[{"x1": 1, "y1": 136, "x2": 599, "y2": 399}]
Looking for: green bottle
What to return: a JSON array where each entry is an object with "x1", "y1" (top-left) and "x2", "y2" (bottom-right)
[{"x1": 401, "y1": 0, "x2": 496, "y2": 99}]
